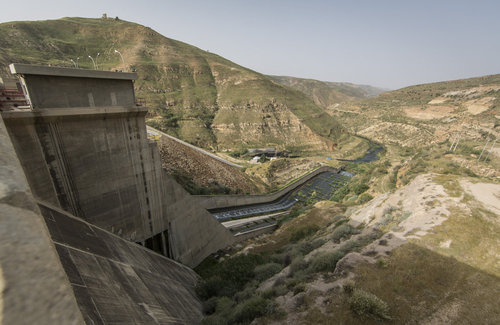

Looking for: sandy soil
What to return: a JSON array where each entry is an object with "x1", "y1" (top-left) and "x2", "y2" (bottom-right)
[
  {"x1": 428, "y1": 97, "x2": 449, "y2": 104},
  {"x1": 465, "y1": 96, "x2": 495, "y2": 115},
  {"x1": 350, "y1": 174, "x2": 457, "y2": 238},
  {"x1": 404, "y1": 105, "x2": 456, "y2": 120},
  {"x1": 460, "y1": 180, "x2": 500, "y2": 215}
]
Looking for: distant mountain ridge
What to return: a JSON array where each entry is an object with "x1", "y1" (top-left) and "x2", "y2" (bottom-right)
[
  {"x1": 0, "y1": 17, "x2": 348, "y2": 152},
  {"x1": 269, "y1": 75, "x2": 387, "y2": 108}
]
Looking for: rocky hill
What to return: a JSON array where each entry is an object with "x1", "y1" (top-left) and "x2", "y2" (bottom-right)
[
  {"x1": 269, "y1": 75, "x2": 387, "y2": 108},
  {"x1": 0, "y1": 17, "x2": 346, "y2": 152},
  {"x1": 333, "y1": 74, "x2": 500, "y2": 147}
]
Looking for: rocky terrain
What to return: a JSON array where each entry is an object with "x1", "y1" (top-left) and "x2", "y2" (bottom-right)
[
  {"x1": 157, "y1": 132, "x2": 267, "y2": 195},
  {"x1": 196, "y1": 173, "x2": 499, "y2": 324},
  {"x1": 194, "y1": 74, "x2": 500, "y2": 325},
  {"x1": 333, "y1": 74, "x2": 500, "y2": 148}
]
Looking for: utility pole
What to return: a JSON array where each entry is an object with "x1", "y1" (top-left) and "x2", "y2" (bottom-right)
[
  {"x1": 114, "y1": 50, "x2": 125, "y2": 70},
  {"x1": 478, "y1": 138, "x2": 490, "y2": 161},
  {"x1": 452, "y1": 134, "x2": 461, "y2": 152},
  {"x1": 449, "y1": 134, "x2": 457, "y2": 151},
  {"x1": 483, "y1": 139, "x2": 497, "y2": 162},
  {"x1": 88, "y1": 55, "x2": 97, "y2": 69}
]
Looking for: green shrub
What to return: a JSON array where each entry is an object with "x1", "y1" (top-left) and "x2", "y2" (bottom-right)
[
  {"x1": 196, "y1": 276, "x2": 226, "y2": 300},
  {"x1": 293, "y1": 283, "x2": 306, "y2": 295},
  {"x1": 196, "y1": 254, "x2": 266, "y2": 299},
  {"x1": 331, "y1": 186, "x2": 349, "y2": 202},
  {"x1": 230, "y1": 296, "x2": 270, "y2": 324},
  {"x1": 254, "y1": 263, "x2": 283, "y2": 282},
  {"x1": 331, "y1": 224, "x2": 358, "y2": 243},
  {"x1": 343, "y1": 280, "x2": 355, "y2": 294},
  {"x1": 358, "y1": 193, "x2": 373, "y2": 204},
  {"x1": 342, "y1": 230, "x2": 382, "y2": 252},
  {"x1": 234, "y1": 281, "x2": 259, "y2": 303},
  {"x1": 376, "y1": 258, "x2": 388, "y2": 268},
  {"x1": 214, "y1": 297, "x2": 235, "y2": 319},
  {"x1": 201, "y1": 314, "x2": 227, "y2": 325},
  {"x1": 298, "y1": 238, "x2": 326, "y2": 255},
  {"x1": 259, "y1": 155, "x2": 269, "y2": 163},
  {"x1": 290, "y1": 224, "x2": 320, "y2": 242},
  {"x1": 266, "y1": 284, "x2": 288, "y2": 297},
  {"x1": 309, "y1": 251, "x2": 346, "y2": 272},
  {"x1": 348, "y1": 289, "x2": 391, "y2": 320},
  {"x1": 289, "y1": 255, "x2": 308, "y2": 276},
  {"x1": 202, "y1": 297, "x2": 218, "y2": 315},
  {"x1": 351, "y1": 183, "x2": 369, "y2": 195},
  {"x1": 339, "y1": 239, "x2": 362, "y2": 253}
]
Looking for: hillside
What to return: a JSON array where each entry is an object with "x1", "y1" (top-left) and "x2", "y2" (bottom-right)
[
  {"x1": 155, "y1": 131, "x2": 268, "y2": 195},
  {"x1": 195, "y1": 173, "x2": 500, "y2": 324},
  {"x1": 0, "y1": 17, "x2": 347, "y2": 152},
  {"x1": 194, "y1": 74, "x2": 500, "y2": 324},
  {"x1": 333, "y1": 74, "x2": 500, "y2": 146},
  {"x1": 269, "y1": 75, "x2": 387, "y2": 108}
]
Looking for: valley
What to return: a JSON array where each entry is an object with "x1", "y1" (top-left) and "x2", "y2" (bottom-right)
[{"x1": 1, "y1": 15, "x2": 499, "y2": 325}]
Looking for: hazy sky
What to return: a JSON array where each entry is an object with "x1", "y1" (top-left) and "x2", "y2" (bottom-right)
[{"x1": 1, "y1": 0, "x2": 499, "y2": 89}]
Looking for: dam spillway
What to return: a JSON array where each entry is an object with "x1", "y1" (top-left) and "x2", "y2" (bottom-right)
[{"x1": 210, "y1": 171, "x2": 352, "y2": 221}]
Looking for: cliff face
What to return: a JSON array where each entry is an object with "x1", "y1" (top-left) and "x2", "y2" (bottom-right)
[{"x1": 0, "y1": 17, "x2": 344, "y2": 151}]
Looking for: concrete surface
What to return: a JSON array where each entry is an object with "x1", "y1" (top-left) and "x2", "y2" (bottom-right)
[
  {"x1": 9, "y1": 63, "x2": 137, "y2": 80},
  {"x1": 0, "y1": 114, "x2": 85, "y2": 325},
  {"x1": 10, "y1": 64, "x2": 137, "y2": 109},
  {"x1": 39, "y1": 201, "x2": 203, "y2": 324},
  {"x1": 4, "y1": 64, "x2": 234, "y2": 268}
]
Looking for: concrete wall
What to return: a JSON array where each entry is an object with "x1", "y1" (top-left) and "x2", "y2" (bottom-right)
[
  {"x1": 197, "y1": 166, "x2": 338, "y2": 210},
  {"x1": 3, "y1": 64, "x2": 235, "y2": 267},
  {"x1": 0, "y1": 114, "x2": 85, "y2": 324},
  {"x1": 148, "y1": 141, "x2": 235, "y2": 267},
  {"x1": 161, "y1": 172, "x2": 235, "y2": 267},
  {"x1": 3, "y1": 105, "x2": 234, "y2": 267},
  {"x1": 9, "y1": 63, "x2": 137, "y2": 109},
  {"x1": 24, "y1": 75, "x2": 135, "y2": 109},
  {"x1": 2, "y1": 107, "x2": 159, "y2": 242},
  {"x1": 39, "y1": 201, "x2": 203, "y2": 324}
]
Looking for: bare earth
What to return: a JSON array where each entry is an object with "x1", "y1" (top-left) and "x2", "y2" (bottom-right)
[
  {"x1": 404, "y1": 105, "x2": 456, "y2": 120},
  {"x1": 460, "y1": 180, "x2": 500, "y2": 215}
]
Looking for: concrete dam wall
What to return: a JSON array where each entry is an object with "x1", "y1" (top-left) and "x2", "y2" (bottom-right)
[{"x1": 2, "y1": 64, "x2": 234, "y2": 268}]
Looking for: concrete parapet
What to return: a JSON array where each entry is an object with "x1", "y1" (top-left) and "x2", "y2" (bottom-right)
[
  {"x1": 10, "y1": 63, "x2": 137, "y2": 109},
  {"x1": 10, "y1": 63, "x2": 137, "y2": 80}
]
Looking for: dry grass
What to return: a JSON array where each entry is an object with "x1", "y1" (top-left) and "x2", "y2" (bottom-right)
[
  {"x1": 429, "y1": 175, "x2": 500, "y2": 276},
  {"x1": 302, "y1": 243, "x2": 500, "y2": 324}
]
